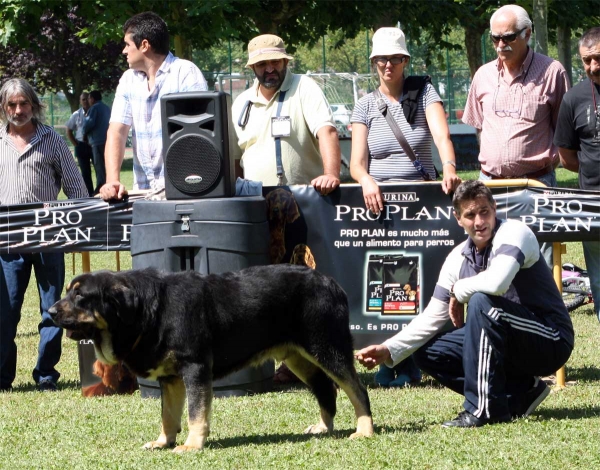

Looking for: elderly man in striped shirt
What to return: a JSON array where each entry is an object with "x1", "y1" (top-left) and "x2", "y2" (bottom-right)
[
  {"x1": 0, "y1": 78, "x2": 88, "y2": 392},
  {"x1": 462, "y1": 4, "x2": 570, "y2": 268}
]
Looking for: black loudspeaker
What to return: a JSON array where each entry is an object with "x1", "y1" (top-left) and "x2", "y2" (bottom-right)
[{"x1": 161, "y1": 91, "x2": 235, "y2": 199}]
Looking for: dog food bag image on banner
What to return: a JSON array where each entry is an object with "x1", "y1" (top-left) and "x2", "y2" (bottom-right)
[
  {"x1": 366, "y1": 255, "x2": 384, "y2": 312},
  {"x1": 382, "y1": 255, "x2": 420, "y2": 315}
]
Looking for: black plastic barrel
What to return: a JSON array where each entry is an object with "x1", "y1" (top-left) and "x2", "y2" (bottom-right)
[{"x1": 130, "y1": 196, "x2": 273, "y2": 398}]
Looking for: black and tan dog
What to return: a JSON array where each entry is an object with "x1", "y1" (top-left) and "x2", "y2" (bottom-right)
[{"x1": 49, "y1": 264, "x2": 373, "y2": 452}]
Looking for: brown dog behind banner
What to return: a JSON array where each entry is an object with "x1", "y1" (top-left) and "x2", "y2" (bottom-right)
[
  {"x1": 82, "y1": 360, "x2": 138, "y2": 397},
  {"x1": 266, "y1": 188, "x2": 300, "y2": 264}
]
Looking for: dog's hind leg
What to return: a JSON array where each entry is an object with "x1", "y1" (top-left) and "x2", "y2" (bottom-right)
[
  {"x1": 325, "y1": 364, "x2": 374, "y2": 439},
  {"x1": 284, "y1": 353, "x2": 337, "y2": 435},
  {"x1": 174, "y1": 363, "x2": 213, "y2": 453},
  {"x1": 336, "y1": 375, "x2": 374, "y2": 438},
  {"x1": 143, "y1": 376, "x2": 186, "y2": 450}
]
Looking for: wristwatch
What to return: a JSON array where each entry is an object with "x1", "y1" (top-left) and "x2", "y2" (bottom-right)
[
  {"x1": 443, "y1": 161, "x2": 456, "y2": 168},
  {"x1": 449, "y1": 287, "x2": 456, "y2": 298}
]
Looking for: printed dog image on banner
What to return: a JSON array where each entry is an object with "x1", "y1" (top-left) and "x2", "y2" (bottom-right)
[
  {"x1": 366, "y1": 255, "x2": 384, "y2": 312},
  {"x1": 381, "y1": 255, "x2": 420, "y2": 315}
]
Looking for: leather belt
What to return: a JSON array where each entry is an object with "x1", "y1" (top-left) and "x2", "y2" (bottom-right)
[{"x1": 481, "y1": 166, "x2": 552, "y2": 180}]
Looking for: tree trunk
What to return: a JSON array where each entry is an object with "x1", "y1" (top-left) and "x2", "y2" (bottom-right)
[
  {"x1": 464, "y1": 26, "x2": 483, "y2": 79},
  {"x1": 556, "y1": 25, "x2": 572, "y2": 86},
  {"x1": 174, "y1": 35, "x2": 192, "y2": 61},
  {"x1": 532, "y1": 0, "x2": 548, "y2": 55}
]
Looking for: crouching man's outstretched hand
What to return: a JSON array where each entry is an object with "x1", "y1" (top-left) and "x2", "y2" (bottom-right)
[{"x1": 355, "y1": 345, "x2": 391, "y2": 370}]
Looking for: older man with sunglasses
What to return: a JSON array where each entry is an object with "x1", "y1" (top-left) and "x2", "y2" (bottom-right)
[{"x1": 462, "y1": 4, "x2": 570, "y2": 267}]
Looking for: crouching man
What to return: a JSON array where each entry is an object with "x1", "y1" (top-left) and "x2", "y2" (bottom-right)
[{"x1": 356, "y1": 180, "x2": 573, "y2": 427}]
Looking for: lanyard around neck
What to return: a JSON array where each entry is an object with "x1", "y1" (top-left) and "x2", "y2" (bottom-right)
[{"x1": 274, "y1": 90, "x2": 287, "y2": 185}]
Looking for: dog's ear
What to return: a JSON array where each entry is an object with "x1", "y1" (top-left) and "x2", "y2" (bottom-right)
[
  {"x1": 107, "y1": 283, "x2": 139, "y2": 326},
  {"x1": 283, "y1": 192, "x2": 300, "y2": 223}
]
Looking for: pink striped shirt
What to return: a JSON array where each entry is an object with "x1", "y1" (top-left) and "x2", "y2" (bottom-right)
[{"x1": 462, "y1": 48, "x2": 570, "y2": 177}]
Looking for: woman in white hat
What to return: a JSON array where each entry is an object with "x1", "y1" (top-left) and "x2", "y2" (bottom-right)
[
  {"x1": 350, "y1": 27, "x2": 460, "y2": 388},
  {"x1": 350, "y1": 27, "x2": 460, "y2": 216}
]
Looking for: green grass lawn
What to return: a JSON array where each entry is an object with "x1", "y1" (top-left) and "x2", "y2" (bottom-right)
[{"x1": 1, "y1": 167, "x2": 598, "y2": 469}]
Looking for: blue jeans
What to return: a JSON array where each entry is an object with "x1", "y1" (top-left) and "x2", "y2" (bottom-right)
[
  {"x1": 478, "y1": 170, "x2": 556, "y2": 268},
  {"x1": 0, "y1": 253, "x2": 65, "y2": 388},
  {"x1": 582, "y1": 240, "x2": 600, "y2": 320}
]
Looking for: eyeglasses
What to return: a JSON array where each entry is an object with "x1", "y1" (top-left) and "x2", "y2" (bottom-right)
[
  {"x1": 373, "y1": 56, "x2": 407, "y2": 66},
  {"x1": 490, "y1": 28, "x2": 526, "y2": 44},
  {"x1": 492, "y1": 83, "x2": 524, "y2": 119}
]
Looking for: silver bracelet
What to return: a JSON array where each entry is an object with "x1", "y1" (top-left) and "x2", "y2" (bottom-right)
[{"x1": 443, "y1": 160, "x2": 456, "y2": 168}]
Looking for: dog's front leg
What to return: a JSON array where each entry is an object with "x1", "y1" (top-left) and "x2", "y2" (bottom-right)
[
  {"x1": 143, "y1": 376, "x2": 186, "y2": 450},
  {"x1": 173, "y1": 363, "x2": 213, "y2": 453}
]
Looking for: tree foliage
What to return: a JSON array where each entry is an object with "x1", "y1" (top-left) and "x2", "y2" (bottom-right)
[
  {"x1": 1, "y1": 0, "x2": 598, "y2": 99},
  {"x1": 0, "y1": 6, "x2": 124, "y2": 111}
]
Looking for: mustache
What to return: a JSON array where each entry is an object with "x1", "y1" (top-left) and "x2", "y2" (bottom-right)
[{"x1": 496, "y1": 45, "x2": 513, "y2": 53}]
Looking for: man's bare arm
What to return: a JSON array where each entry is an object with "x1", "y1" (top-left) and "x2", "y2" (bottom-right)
[
  {"x1": 99, "y1": 122, "x2": 130, "y2": 201},
  {"x1": 66, "y1": 128, "x2": 78, "y2": 147},
  {"x1": 558, "y1": 147, "x2": 579, "y2": 173},
  {"x1": 311, "y1": 125, "x2": 341, "y2": 195}
]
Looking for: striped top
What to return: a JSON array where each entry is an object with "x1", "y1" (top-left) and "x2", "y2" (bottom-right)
[
  {"x1": 0, "y1": 122, "x2": 88, "y2": 205},
  {"x1": 351, "y1": 83, "x2": 441, "y2": 181},
  {"x1": 110, "y1": 52, "x2": 208, "y2": 191},
  {"x1": 462, "y1": 48, "x2": 570, "y2": 177}
]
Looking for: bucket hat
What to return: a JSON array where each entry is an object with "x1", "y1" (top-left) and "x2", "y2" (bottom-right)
[
  {"x1": 370, "y1": 27, "x2": 411, "y2": 59},
  {"x1": 246, "y1": 34, "x2": 294, "y2": 66}
]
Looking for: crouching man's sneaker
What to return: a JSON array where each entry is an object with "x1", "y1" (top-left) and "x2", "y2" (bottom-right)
[
  {"x1": 37, "y1": 379, "x2": 57, "y2": 392},
  {"x1": 442, "y1": 410, "x2": 511, "y2": 428},
  {"x1": 512, "y1": 377, "x2": 550, "y2": 419}
]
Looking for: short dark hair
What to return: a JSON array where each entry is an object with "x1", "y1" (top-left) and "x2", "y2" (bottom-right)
[
  {"x1": 89, "y1": 90, "x2": 102, "y2": 101},
  {"x1": 452, "y1": 180, "x2": 495, "y2": 214},
  {"x1": 123, "y1": 11, "x2": 169, "y2": 56},
  {"x1": 579, "y1": 27, "x2": 600, "y2": 49}
]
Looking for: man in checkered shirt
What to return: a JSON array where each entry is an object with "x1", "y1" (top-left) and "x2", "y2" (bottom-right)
[
  {"x1": 99, "y1": 12, "x2": 207, "y2": 201},
  {"x1": 462, "y1": 4, "x2": 570, "y2": 267}
]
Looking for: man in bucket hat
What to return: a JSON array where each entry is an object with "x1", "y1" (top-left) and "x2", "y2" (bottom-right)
[{"x1": 232, "y1": 34, "x2": 341, "y2": 195}]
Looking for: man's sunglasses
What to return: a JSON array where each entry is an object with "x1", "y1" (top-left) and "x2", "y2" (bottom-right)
[
  {"x1": 490, "y1": 28, "x2": 526, "y2": 44},
  {"x1": 373, "y1": 56, "x2": 407, "y2": 65}
]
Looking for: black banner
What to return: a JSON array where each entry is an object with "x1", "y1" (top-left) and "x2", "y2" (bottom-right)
[
  {"x1": 263, "y1": 184, "x2": 599, "y2": 347},
  {"x1": 1, "y1": 184, "x2": 596, "y2": 255},
  {"x1": 0, "y1": 195, "x2": 142, "y2": 254},
  {"x1": 1, "y1": 183, "x2": 598, "y2": 348},
  {"x1": 491, "y1": 186, "x2": 600, "y2": 242}
]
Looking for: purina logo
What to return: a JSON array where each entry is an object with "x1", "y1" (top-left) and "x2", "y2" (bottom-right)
[
  {"x1": 383, "y1": 192, "x2": 418, "y2": 202},
  {"x1": 185, "y1": 175, "x2": 203, "y2": 184}
]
